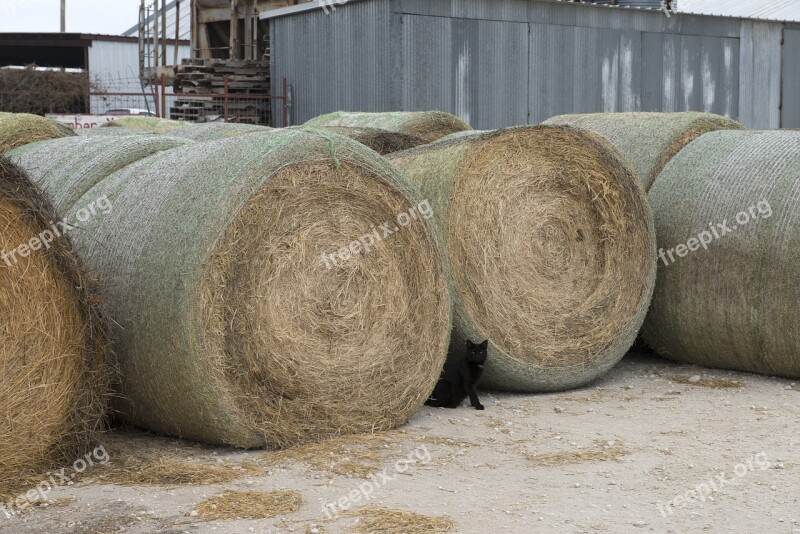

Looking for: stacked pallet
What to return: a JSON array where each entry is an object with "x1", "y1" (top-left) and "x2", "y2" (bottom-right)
[{"x1": 170, "y1": 59, "x2": 271, "y2": 125}]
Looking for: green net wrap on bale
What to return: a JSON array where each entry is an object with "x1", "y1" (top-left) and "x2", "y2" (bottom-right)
[
  {"x1": 8, "y1": 136, "x2": 191, "y2": 212},
  {"x1": 313, "y1": 126, "x2": 427, "y2": 155},
  {"x1": 388, "y1": 126, "x2": 657, "y2": 392},
  {"x1": 304, "y1": 111, "x2": 471, "y2": 143},
  {"x1": 163, "y1": 122, "x2": 272, "y2": 141},
  {"x1": 0, "y1": 157, "x2": 109, "y2": 492},
  {"x1": 23, "y1": 129, "x2": 451, "y2": 448},
  {"x1": 0, "y1": 112, "x2": 77, "y2": 153},
  {"x1": 542, "y1": 112, "x2": 745, "y2": 190},
  {"x1": 78, "y1": 127, "x2": 157, "y2": 137},
  {"x1": 100, "y1": 116, "x2": 188, "y2": 133},
  {"x1": 643, "y1": 130, "x2": 800, "y2": 378}
]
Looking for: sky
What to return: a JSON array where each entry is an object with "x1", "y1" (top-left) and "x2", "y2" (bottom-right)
[{"x1": 0, "y1": 0, "x2": 143, "y2": 34}]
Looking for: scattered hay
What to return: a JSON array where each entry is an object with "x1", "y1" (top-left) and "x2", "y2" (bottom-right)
[
  {"x1": 162, "y1": 122, "x2": 272, "y2": 141},
  {"x1": 195, "y1": 490, "x2": 303, "y2": 521},
  {"x1": 0, "y1": 156, "x2": 110, "y2": 495},
  {"x1": 388, "y1": 126, "x2": 656, "y2": 392},
  {"x1": 314, "y1": 126, "x2": 427, "y2": 155},
  {"x1": 305, "y1": 111, "x2": 471, "y2": 142},
  {"x1": 19, "y1": 129, "x2": 450, "y2": 448},
  {"x1": 524, "y1": 441, "x2": 630, "y2": 467},
  {"x1": 0, "y1": 112, "x2": 76, "y2": 153},
  {"x1": 642, "y1": 130, "x2": 800, "y2": 377},
  {"x1": 342, "y1": 508, "x2": 456, "y2": 534},
  {"x1": 100, "y1": 116, "x2": 188, "y2": 133},
  {"x1": 542, "y1": 112, "x2": 744, "y2": 190},
  {"x1": 262, "y1": 432, "x2": 399, "y2": 478},
  {"x1": 669, "y1": 376, "x2": 742, "y2": 389}
]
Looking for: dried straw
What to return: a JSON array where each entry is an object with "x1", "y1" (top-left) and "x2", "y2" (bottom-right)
[
  {"x1": 342, "y1": 508, "x2": 456, "y2": 534},
  {"x1": 314, "y1": 126, "x2": 427, "y2": 155},
  {"x1": 388, "y1": 126, "x2": 657, "y2": 392},
  {"x1": 196, "y1": 490, "x2": 303, "y2": 521},
  {"x1": 100, "y1": 116, "x2": 188, "y2": 133},
  {"x1": 642, "y1": 130, "x2": 800, "y2": 377},
  {"x1": 0, "y1": 156, "x2": 110, "y2": 493},
  {"x1": 542, "y1": 112, "x2": 744, "y2": 190},
  {"x1": 304, "y1": 111, "x2": 471, "y2": 143},
  {"x1": 0, "y1": 112, "x2": 76, "y2": 153}
]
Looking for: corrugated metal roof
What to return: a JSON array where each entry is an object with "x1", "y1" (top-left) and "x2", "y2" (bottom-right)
[{"x1": 678, "y1": 0, "x2": 800, "y2": 22}]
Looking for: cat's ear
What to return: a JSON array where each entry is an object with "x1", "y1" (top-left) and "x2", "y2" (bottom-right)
[
  {"x1": 466, "y1": 340, "x2": 474, "y2": 348},
  {"x1": 479, "y1": 340, "x2": 489, "y2": 349}
]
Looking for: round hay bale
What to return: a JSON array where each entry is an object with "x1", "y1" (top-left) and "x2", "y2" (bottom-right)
[
  {"x1": 0, "y1": 112, "x2": 76, "y2": 153},
  {"x1": 0, "y1": 156, "x2": 109, "y2": 489},
  {"x1": 25, "y1": 129, "x2": 451, "y2": 448},
  {"x1": 387, "y1": 126, "x2": 657, "y2": 392},
  {"x1": 313, "y1": 126, "x2": 427, "y2": 155},
  {"x1": 438, "y1": 130, "x2": 489, "y2": 142},
  {"x1": 542, "y1": 112, "x2": 745, "y2": 190},
  {"x1": 100, "y1": 116, "x2": 188, "y2": 134},
  {"x1": 304, "y1": 111, "x2": 471, "y2": 143},
  {"x1": 77, "y1": 127, "x2": 157, "y2": 137},
  {"x1": 164, "y1": 122, "x2": 272, "y2": 141},
  {"x1": 8, "y1": 135, "x2": 191, "y2": 212},
  {"x1": 642, "y1": 130, "x2": 800, "y2": 378}
]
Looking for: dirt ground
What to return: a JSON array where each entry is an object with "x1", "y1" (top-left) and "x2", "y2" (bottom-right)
[{"x1": 2, "y1": 352, "x2": 798, "y2": 534}]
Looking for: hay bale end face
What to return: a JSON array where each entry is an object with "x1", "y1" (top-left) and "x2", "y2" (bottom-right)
[
  {"x1": 304, "y1": 111, "x2": 471, "y2": 143},
  {"x1": 33, "y1": 129, "x2": 451, "y2": 448},
  {"x1": 542, "y1": 112, "x2": 745, "y2": 190},
  {"x1": 0, "y1": 112, "x2": 77, "y2": 153},
  {"x1": 314, "y1": 126, "x2": 427, "y2": 155},
  {"x1": 388, "y1": 126, "x2": 657, "y2": 392},
  {"x1": 0, "y1": 156, "x2": 109, "y2": 489},
  {"x1": 643, "y1": 130, "x2": 800, "y2": 378}
]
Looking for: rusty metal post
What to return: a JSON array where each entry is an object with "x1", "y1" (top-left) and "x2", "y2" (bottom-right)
[
  {"x1": 224, "y1": 76, "x2": 229, "y2": 122},
  {"x1": 174, "y1": 0, "x2": 181, "y2": 66},
  {"x1": 60, "y1": 0, "x2": 66, "y2": 32},
  {"x1": 161, "y1": 74, "x2": 167, "y2": 118},
  {"x1": 161, "y1": 0, "x2": 167, "y2": 66}
]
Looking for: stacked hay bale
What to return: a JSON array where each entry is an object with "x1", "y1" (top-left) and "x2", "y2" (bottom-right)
[
  {"x1": 313, "y1": 126, "x2": 427, "y2": 155},
  {"x1": 643, "y1": 130, "x2": 800, "y2": 378},
  {"x1": 163, "y1": 122, "x2": 271, "y2": 141},
  {"x1": 388, "y1": 126, "x2": 657, "y2": 392},
  {"x1": 16, "y1": 129, "x2": 451, "y2": 448},
  {"x1": 0, "y1": 156, "x2": 109, "y2": 489},
  {"x1": 542, "y1": 112, "x2": 745, "y2": 190},
  {"x1": 100, "y1": 116, "x2": 188, "y2": 134},
  {"x1": 305, "y1": 111, "x2": 471, "y2": 143},
  {"x1": 9, "y1": 136, "x2": 191, "y2": 211},
  {"x1": 0, "y1": 112, "x2": 76, "y2": 153}
]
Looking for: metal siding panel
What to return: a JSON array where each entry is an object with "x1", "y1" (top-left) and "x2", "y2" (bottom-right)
[
  {"x1": 783, "y1": 30, "x2": 800, "y2": 127},
  {"x1": 530, "y1": 23, "x2": 574, "y2": 123},
  {"x1": 402, "y1": 15, "x2": 454, "y2": 113},
  {"x1": 641, "y1": 32, "x2": 665, "y2": 111},
  {"x1": 270, "y1": 0, "x2": 392, "y2": 124}
]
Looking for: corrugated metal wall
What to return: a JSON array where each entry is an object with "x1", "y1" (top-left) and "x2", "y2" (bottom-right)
[{"x1": 269, "y1": 0, "x2": 800, "y2": 129}]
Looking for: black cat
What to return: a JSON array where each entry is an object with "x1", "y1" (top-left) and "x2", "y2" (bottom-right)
[{"x1": 425, "y1": 340, "x2": 488, "y2": 410}]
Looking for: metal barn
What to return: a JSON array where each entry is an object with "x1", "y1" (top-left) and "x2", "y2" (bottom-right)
[{"x1": 264, "y1": 0, "x2": 800, "y2": 129}]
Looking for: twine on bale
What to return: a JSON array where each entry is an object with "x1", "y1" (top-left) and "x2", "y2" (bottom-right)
[
  {"x1": 542, "y1": 112, "x2": 745, "y2": 190},
  {"x1": 388, "y1": 126, "x2": 657, "y2": 392},
  {"x1": 161, "y1": 122, "x2": 272, "y2": 141},
  {"x1": 304, "y1": 111, "x2": 472, "y2": 143},
  {"x1": 8, "y1": 135, "x2": 191, "y2": 213},
  {"x1": 0, "y1": 156, "x2": 109, "y2": 491},
  {"x1": 313, "y1": 126, "x2": 427, "y2": 155},
  {"x1": 642, "y1": 130, "x2": 800, "y2": 378},
  {"x1": 0, "y1": 112, "x2": 76, "y2": 153},
  {"x1": 22, "y1": 129, "x2": 451, "y2": 448}
]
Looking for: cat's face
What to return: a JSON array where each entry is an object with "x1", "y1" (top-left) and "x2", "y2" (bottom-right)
[{"x1": 465, "y1": 340, "x2": 489, "y2": 365}]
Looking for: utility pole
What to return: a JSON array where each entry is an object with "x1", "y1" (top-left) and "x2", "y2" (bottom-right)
[{"x1": 60, "y1": 0, "x2": 65, "y2": 32}]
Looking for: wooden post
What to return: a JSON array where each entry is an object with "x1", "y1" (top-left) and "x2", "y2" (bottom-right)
[
  {"x1": 60, "y1": 0, "x2": 65, "y2": 32},
  {"x1": 174, "y1": 0, "x2": 181, "y2": 66},
  {"x1": 153, "y1": 0, "x2": 160, "y2": 69},
  {"x1": 224, "y1": 76, "x2": 229, "y2": 122},
  {"x1": 161, "y1": 74, "x2": 167, "y2": 119},
  {"x1": 229, "y1": 0, "x2": 239, "y2": 60}
]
